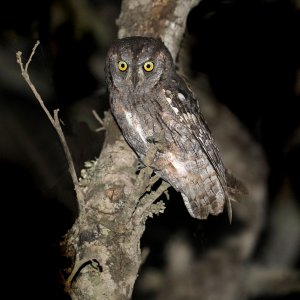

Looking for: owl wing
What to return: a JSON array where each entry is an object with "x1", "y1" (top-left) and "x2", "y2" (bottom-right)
[
  {"x1": 169, "y1": 74, "x2": 248, "y2": 221},
  {"x1": 169, "y1": 74, "x2": 227, "y2": 191}
]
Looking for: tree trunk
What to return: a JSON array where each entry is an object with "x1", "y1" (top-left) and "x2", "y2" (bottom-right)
[{"x1": 63, "y1": 1, "x2": 202, "y2": 299}]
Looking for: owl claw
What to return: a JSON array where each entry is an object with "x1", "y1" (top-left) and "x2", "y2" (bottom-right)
[
  {"x1": 146, "y1": 136, "x2": 156, "y2": 143},
  {"x1": 146, "y1": 135, "x2": 162, "y2": 145},
  {"x1": 143, "y1": 133, "x2": 165, "y2": 167},
  {"x1": 136, "y1": 160, "x2": 145, "y2": 171},
  {"x1": 146, "y1": 131, "x2": 166, "y2": 153}
]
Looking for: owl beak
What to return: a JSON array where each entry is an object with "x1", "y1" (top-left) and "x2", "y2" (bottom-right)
[{"x1": 131, "y1": 72, "x2": 139, "y2": 88}]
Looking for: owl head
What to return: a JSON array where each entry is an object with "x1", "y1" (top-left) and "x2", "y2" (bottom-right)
[{"x1": 105, "y1": 36, "x2": 174, "y2": 93}]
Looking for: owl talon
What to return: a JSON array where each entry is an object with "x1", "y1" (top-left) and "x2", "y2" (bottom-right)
[
  {"x1": 146, "y1": 136, "x2": 155, "y2": 143},
  {"x1": 136, "y1": 160, "x2": 145, "y2": 171},
  {"x1": 146, "y1": 135, "x2": 159, "y2": 144},
  {"x1": 146, "y1": 131, "x2": 166, "y2": 152},
  {"x1": 143, "y1": 132, "x2": 166, "y2": 167}
]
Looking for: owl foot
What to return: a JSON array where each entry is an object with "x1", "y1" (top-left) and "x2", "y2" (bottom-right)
[
  {"x1": 146, "y1": 136, "x2": 159, "y2": 144},
  {"x1": 136, "y1": 160, "x2": 145, "y2": 172},
  {"x1": 143, "y1": 130, "x2": 166, "y2": 168},
  {"x1": 146, "y1": 130, "x2": 166, "y2": 152}
]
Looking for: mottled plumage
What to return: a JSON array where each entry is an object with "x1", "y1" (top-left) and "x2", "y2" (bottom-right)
[{"x1": 105, "y1": 36, "x2": 239, "y2": 220}]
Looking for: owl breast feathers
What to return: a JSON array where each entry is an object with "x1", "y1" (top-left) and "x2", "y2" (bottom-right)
[{"x1": 105, "y1": 36, "x2": 242, "y2": 221}]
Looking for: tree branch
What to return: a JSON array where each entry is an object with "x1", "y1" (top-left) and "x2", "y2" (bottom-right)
[
  {"x1": 16, "y1": 42, "x2": 85, "y2": 212},
  {"x1": 16, "y1": 1, "x2": 270, "y2": 300},
  {"x1": 60, "y1": 1, "x2": 202, "y2": 299}
]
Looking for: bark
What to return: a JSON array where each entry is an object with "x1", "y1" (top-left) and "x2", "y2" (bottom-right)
[
  {"x1": 117, "y1": 0, "x2": 201, "y2": 59},
  {"x1": 63, "y1": 1, "x2": 201, "y2": 299}
]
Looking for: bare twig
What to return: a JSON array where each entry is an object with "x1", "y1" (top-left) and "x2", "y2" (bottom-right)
[
  {"x1": 25, "y1": 40, "x2": 40, "y2": 73},
  {"x1": 92, "y1": 109, "x2": 105, "y2": 132},
  {"x1": 16, "y1": 41, "x2": 85, "y2": 212}
]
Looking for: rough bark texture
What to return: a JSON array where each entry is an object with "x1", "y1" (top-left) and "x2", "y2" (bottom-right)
[
  {"x1": 63, "y1": 1, "x2": 201, "y2": 299},
  {"x1": 117, "y1": 0, "x2": 201, "y2": 59},
  {"x1": 63, "y1": 112, "x2": 170, "y2": 300}
]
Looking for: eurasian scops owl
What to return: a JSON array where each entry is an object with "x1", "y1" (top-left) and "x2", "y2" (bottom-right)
[{"x1": 105, "y1": 36, "x2": 242, "y2": 221}]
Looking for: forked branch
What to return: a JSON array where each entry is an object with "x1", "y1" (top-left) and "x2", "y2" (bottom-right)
[{"x1": 16, "y1": 41, "x2": 85, "y2": 212}]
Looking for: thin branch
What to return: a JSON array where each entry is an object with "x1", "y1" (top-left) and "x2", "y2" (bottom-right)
[
  {"x1": 25, "y1": 40, "x2": 40, "y2": 73},
  {"x1": 92, "y1": 109, "x2": 105, "y2": 132},
  {"x1": 92, "y1": 109, "x2": 104, "y2": 126},
  {"x1": 16, "y1": 41, "x2": 85, "y2": 212}
]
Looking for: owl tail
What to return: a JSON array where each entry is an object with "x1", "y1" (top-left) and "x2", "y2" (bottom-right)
[{"x1": 225, "y1": 169, "x2": 248, "y2": 223}]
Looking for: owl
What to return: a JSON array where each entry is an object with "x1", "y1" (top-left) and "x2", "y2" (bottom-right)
[{"x1": 105, "y1": 36, "x2": 240, "y2": 221}]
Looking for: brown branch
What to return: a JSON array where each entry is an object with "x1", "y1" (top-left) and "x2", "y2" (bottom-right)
[{"x1": 16, "y1": 41, "x2": 85, "y2": 212}]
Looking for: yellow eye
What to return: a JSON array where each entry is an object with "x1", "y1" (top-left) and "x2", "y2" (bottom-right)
[
  {"x1": 118, "y1": 61, "x2": 128, "y2": 71},
  {"x1": 143, "y1": 61, "x2": 154, "y2": 72}
]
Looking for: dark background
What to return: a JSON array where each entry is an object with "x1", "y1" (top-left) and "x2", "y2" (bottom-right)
[{"x1": 0, "y1": 0, "x2": 299, "y2": 299}]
